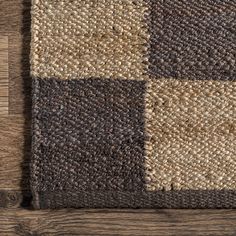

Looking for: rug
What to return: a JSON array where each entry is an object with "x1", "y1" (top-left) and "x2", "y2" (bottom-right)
[{"x1": 30, "y1": 0, "x2": 236, "y2": 209}]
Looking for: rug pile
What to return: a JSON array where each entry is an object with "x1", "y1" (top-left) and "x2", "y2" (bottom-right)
[{"x1": 30, "y1": 0, "x2": 236, "y2": 208}]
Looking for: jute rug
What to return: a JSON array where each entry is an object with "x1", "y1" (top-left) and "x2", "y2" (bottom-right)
[{"x1": 30, "y1": 0, "x2": 236, "y2": 209}]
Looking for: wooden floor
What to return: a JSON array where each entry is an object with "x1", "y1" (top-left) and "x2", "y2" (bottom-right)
[{"x1": 1, "y1": 1, "x2": 236, "y2": 235}]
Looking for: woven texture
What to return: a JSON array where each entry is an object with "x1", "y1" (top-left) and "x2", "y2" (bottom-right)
[
  {"x1": 31, "y1": 0, "x2": 148, "y2": 80},
  {"x1": 32, "y1": 78, "x2": 146, "y2": 192},
  {"x1": 30, "y1": 0, "x2": 236, "y2": 209},
  {"x1": 147, "y1": 0, "x2": 236, "y2": 80},
  {"x1": 145, "y1": 79, "x2": 236, "y2": 191}
]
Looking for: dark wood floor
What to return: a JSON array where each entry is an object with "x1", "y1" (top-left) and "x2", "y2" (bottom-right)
[{"x1": 1, "y1": 0, "x2": 236, "y2": 235}]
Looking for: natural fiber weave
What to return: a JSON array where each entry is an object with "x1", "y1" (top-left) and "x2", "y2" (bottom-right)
[
  {"x1": 30, "y1": 0, "x2": 236, "y2": 208},
  {"x1": 147, "y1": 0, "x2": 236, "y2": 80},
  {"x1": 32, "y1": 78, "x2": 146, "y2": 192},
  {"x1": 31, "y1": 0, "x2": 148, "y2": 80},
  {"x1": 145, "y1": 79, "x2": 236, "y2": 191}
]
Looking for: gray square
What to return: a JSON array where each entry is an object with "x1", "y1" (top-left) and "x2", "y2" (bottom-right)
[
  {"x1": 31, "y1": 78, "x2": 146, "y2": 194},
  {"x1": 148, "y1": 0, "x2": 236, "y2": 80}
]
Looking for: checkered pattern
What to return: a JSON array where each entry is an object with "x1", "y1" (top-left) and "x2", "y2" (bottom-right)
[{"x1": 31, "y1": 0, "x2": 236, "y2": 208}]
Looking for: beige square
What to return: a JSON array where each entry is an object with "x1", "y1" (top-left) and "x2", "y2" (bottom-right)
[
  {"x1": 31, "y1": 0, "x2": 148, "y2": 80},
  {"x1": 145, "y1": 79, "x2": 236, "y2": 191}
]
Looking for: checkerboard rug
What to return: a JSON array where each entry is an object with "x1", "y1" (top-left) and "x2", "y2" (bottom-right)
[{"x1": 30, "y1": 0, "x2": 236, "y2": 209}]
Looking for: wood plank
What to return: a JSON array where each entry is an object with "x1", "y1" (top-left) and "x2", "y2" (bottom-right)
[
  {"x1": 0, "y1": 0, "x2": 31, "y2": 33},
  {"x1": 0, "y1": 0, "x2": 32, "y2": 207},
  {"x1": 1, "y1": 209, "x2": 236, "y2": 235},
  {"x1": 0, "y1": 190, "x2": 31, "y2": 208},
  {"x1": 0, "y1": 86, "x2": 8, "y2": 97},
  {"x1": 0, "y1": 107, "x2": 8, "y2": 115},
  {"x1": 0, "y1": 36, "x2": 8, "y2": 77},
  {"x1": 0, "y1": 36, "x2": 8, "y2": 115},
  {"x1": 8, "y1": 32, "x2": 31, "y2": 115},
  {"x1": 0, "y1": 0, "x2": 31, "y2": 115},
  {"x1": 0, "y1": 96, "x2": 8, "y2": 102},
  {"x1": 0, "y1": 116, "x2": 31, "y2": 191}
]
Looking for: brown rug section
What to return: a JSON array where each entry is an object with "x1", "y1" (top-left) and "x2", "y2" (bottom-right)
[
  {"x1": 37, "y1": 190, "x2": 236, "y2": 209},
  {"x1": 147, "y1": 0, "x2": 236, "y2": 80},
  {"x1": 30, "y1": 0, "x2": 236, "y2": 208},
  {"x1": 31, "y1": 77, "x2": 236, "y2": 209},
  {"x1": 31, "y1": 77, "x2": 146, "y2": 208}
]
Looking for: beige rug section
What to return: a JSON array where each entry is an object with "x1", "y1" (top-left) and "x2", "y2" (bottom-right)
[
  {"x1": 145, "y1": 79, "x2": 236, "y2": 191},
  {"x1": 31, "y1": 0, "x2": 148, "y2": 80}
]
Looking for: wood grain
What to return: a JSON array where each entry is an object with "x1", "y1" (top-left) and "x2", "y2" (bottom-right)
[
  {"x1": 0, "y1": 0, "x2": 32, "y2": 209},
  {"x1": 1, "y1": 0, "x2": 236, "y2": 235},
  {"x1": 0, "y1": 0, "x2": 32, "y2": 210},
  {"x1": 0, "y1": 115, "x2": 30, "y2": 207},
  {"x1": 0, "y1": 36, "x2": 8, "y2": 115},
  {"x1": 8, "y1": 32, "x2": 31, "y2": 115},
  {"x1": 0, "y1": 0, "x2": 31, "y2": 115},
  {"x1": 0, "y1": 0, "x2": 31, "y2": 33},
  {"x1": 1, "y1": 209, "x2": 236, "y2": 236},
  {"x1": 0, "y1": 116, "x2": 30, "y2": 191}
]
